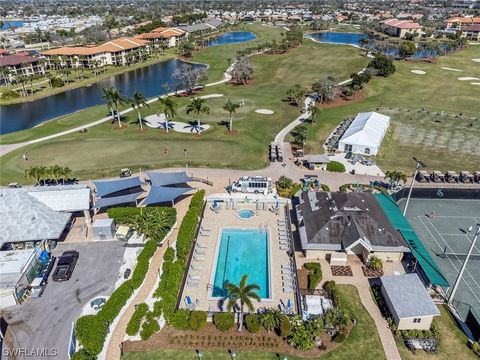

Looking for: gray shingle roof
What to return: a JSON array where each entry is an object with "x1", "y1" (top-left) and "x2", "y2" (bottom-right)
[
  {"x1": 381, "y1": 274, "x2": 441, "y2": 318},
  {"x1": 0, "y1": 188, "x2": 71, "y2": 244}
]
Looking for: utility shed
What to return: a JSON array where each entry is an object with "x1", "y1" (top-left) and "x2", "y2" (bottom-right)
[
  {"x1": 381, "y1": 273, "x2": 440, "y2": 330},
  {"x1": 92, "y1": 219, "x2": 115, "y2": 241}
]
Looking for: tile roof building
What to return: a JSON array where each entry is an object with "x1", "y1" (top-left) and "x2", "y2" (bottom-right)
[
  {"x1": 0, "y1": 54, "x2": 45, "y2": 85},
  {"x1": 382, "y1": 18, "x2": 423, "y2": 38},
  {"x1": 135, "y1": 27, "x2": 186, "y2": 47},
  {"x1": 446, "y1": 16, "x2": 480, "y2": 29}
]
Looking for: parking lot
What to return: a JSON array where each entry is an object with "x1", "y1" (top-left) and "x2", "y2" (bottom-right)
[{"x1": 2, "y1": 241, "x2": 126, "y2": 360}]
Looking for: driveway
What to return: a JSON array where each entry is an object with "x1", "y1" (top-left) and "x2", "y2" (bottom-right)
[{"x1": 2, "y1": 241, "x2": 125, "y2": 360}]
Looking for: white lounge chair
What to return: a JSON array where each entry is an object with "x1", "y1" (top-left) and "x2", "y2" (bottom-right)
[
  {"x1": 193, "y1": 254, "x2": 205, "y2": 261},
  {"x1": 191, "y1": 263, "x2": 203, "y2": 271},
  {"x1": 199, "y1": 230, "x2": 210, "y2": 237},
  {"x1": 187, "y1": 279, "x2": 199, "y2": 287},
  {"x1": 283, "y1": 287, "x2": 293, "y2": 293},
  {"x1": 189, "y1": 275, "x2": 200, "y2": 281},
  {"x1": 281, "y1": 269, "x2": 293, "y2": 275},
  {"x1": 195, "y1": 247, "x2": 206, "y2": 254},
  {"x1": 201, "y1": 226, "x2": 211, "y2": 232},
  {"x1": 196, "y1": 242, "x2": 207, "y2": 248}
]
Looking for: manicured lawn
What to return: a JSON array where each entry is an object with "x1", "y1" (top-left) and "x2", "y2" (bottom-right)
[
  {"x1": 122, "y1": 285, "x2": 386, "y2": 360},
  {"x1": 396, "y1": 305, "x2": 477, "y2": 360},
  {"x1": 0, "y1": 26, "x2": 367, "y2": 185}
]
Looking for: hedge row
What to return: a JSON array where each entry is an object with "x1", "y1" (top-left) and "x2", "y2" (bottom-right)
[
  {"x1": 126, "y1": 303, "x2": 149, "y2": 336},
  {"x1": 326, "y1": 161, "x2": 346, "y2": 173},
  {"x1": 304, "y1": 262, "x2": 322, "y2": 290},
  {"x1": 213, "y1": 312, "x2": 235, "y2": 332},
  {"x1": 149, "y1": 190, "x2": 205, "y2": 332},
  {"x1": 74, "y1": 208, "x2": 176, "y2": 356}
]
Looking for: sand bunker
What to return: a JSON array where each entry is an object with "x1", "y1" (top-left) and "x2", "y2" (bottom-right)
[
  {"x1": 411, "y1": 70, "x2": 426, "y2": 75},
  {"x1": 470, "y1": 82, "x2": 480, "y2": 86},
  {"x1": 441, "y1": 67, "x2": 462, "y2": 72},
  {"x1": 458, "y1": 77, "x2": 480, "y2": 81},
  {"x1": 472, "y1": 58, "x2": 480, "y2": 63},
  {"x1": 255, "y1": 109, "x2": 274, "y2": 115},
  {"x1": 200, "y1": 94, "x2": 223, "y2": 99}
]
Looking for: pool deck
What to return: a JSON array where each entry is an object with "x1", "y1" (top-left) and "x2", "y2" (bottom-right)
[{"x1": 180, "y1": 200, "x2": 296, "y2": 313}]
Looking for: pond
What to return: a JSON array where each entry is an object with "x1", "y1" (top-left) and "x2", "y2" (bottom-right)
[
  {"x1": 0, "y1": 59, "x2": 206, "y2": 134},
  {"x1": 306, "y1": 32, "x2": 371, "y2": 46},
  {"x1": 204, "y1": 31, "x2": 256, "y2": 47}
]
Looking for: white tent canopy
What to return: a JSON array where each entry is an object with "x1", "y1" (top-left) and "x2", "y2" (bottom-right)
[{"x1": 338, "y1": 112, "x2": 390, "y2": 156}]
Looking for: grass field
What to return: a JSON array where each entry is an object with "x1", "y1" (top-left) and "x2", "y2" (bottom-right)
[
  {"x1": 122, "y1": 285, "x2": 386, "y2": 360},
  {"x1": 0, "y1": 24, "x2": 368, "y2": 185},
  {"x1": 396, "y1": 306, "x2": 477, "y2": 360}
]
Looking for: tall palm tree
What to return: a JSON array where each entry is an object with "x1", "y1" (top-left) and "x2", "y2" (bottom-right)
[
  {"x1": 385, "y1": 170, "x2": 407, "y2": 188},
  {"x1": 186, "y1": 97, "x2": 210, "y2": 133},
  {"x1": 222, "y1": 99, "x2": 240, "y2": 132},
  {"x1": 102, "y1": 87, "x2": 127, "y2": 127},
  {"x1": 157, "y1": 96, "x2": 177, "y2": 132},
  {"x1": 224, "y1": 274, "x2": 261, "y2": 331},
  {"x1": 131, "y1": 91, "x2": 150, "y2": 130}
]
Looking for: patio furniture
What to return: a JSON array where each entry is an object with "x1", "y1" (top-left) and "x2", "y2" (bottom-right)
[
  {"x1": 193, "y1": 254, "x2": 205, "y2": 261},
  {"x1": 195, "y1": 247, "x2": 206, "y2": 254},
  {"x1": 191, "y1": 263, "x2": 203, "y2": 271},
  {"x1": 196, "y1": 242, "x2": 207, "y2": 248}
]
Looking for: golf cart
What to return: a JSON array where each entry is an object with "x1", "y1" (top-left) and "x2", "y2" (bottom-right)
[
  {"x1": 119, "y1": 168, "x2": 132, "y2": 178},
  {"x1": 460, "y1": 171, "x2": 474, "y2": 183},
  {"x1": 446, "y1": 171, "x2": 459, "y2": 183}
]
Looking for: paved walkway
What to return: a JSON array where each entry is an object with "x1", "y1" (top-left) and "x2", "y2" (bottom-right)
[
  {"x1": 317, "y1": 257, "x2": 402, "y2": 360},
  {"x1": 104, "y1": 197, "x2": 190, "y2": 360}
]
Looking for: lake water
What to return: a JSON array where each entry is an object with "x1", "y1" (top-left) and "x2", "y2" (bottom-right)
[
  {"x1": 0, "y1": 59, "x2": 205, "y2": 134},
  {"x1": 306, "y1": 32, "x2": 370, "y2": 46},
  {"x1": 205, "y1": 31, "x2": 256, "y2": 46},
  {"x1": 1, "y1": 21, "x2": 24, "y2": 30}
]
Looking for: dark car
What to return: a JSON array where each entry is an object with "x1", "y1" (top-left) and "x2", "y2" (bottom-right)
[{"x1": 52, "y1": 250, "x2": 79, "y2": 282}]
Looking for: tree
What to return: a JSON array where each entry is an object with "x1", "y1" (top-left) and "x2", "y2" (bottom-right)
[
  {"x1": 325, "y1": 308, "x2": 348, "y2": 331},
  {"x1": 172, "y1": 63, "x2": 207, "y2": 95},
  {"x1": 186, "y1": 97, "x2": 210, "y2": 133},
  {"x1": 25, "y1": 166, "x2": 47, "y2": 185},
  {"x1": 398, "y1": 41, "x2": 417, "y2": 60},
  {"x1": 369, "y1": 256, "x2": 383, "y2": 271},
  {"x1": 312, "y1": 76, "x2": 339, "y2": 103},
  {"x1": 177, "y1": 41, "x2": 194, "y2": 58},
  {"x1": 131, "y1": 91, "x2": 149, "y2": 130},
  {"x1": 224, "y1": 274, "x2": 261, "y2": 331},
  {"x1": 157, "y1": 96, "x2": 177, "y2": 133},
  {"x1": 230, "y1": 55, "x2": 254, "y2": 85},
  {"x1": 385, "y1": 170, "x2": 407, "y2": 187},
  {"x1": 222, "y1": 99, "x2": 240, "y2": 131},
  {"x1": 367, "y1": 54, "x2": 396, "y2": 77},
  {"x1": 359, "y1": 38, "x2": 370, "y2": 56},
  {"x1": 102, "y1": 87, "x2": 127, "y2": 127},
  {"x1": 286, "y1": 83, "x2": 307, "y2": 107},
  {"x1": 307, "y1": 103, "x2": 321, "y2": 124},
  {"x1": 277, "y1": 176, "x2": 293, "y2": 189}
]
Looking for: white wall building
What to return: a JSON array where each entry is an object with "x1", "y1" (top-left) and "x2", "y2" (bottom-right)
[{"x1": 338, "y1": 111, "x2": 390, "y2": 156}]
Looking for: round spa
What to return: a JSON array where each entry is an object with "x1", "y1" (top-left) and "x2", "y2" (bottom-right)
[{"x1": 238, "y1": 209, "x2": 255, "y2": 220}]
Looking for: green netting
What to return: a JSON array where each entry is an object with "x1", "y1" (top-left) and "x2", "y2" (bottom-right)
[{"x1": 375, "y1": 193, "x2": 449, "y2": 287}]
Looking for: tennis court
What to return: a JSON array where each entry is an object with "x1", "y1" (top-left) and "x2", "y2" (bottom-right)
[{"x1": 398, "y1": 197, "x2": 480, "y2": 320}]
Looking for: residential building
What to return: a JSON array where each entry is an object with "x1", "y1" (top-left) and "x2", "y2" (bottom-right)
[
  {"x1": 41, "y1": 37, "x2": 150, "y2": 68},
  {"x1": 462, "y1": 24, "x2": 480, "y2": 40},
  {"x1": 382, "y1": 18, "x2": 423, "y2": 38},
  {"x1": 294, "y1": 192, "x2": 410, "y2": 261},
  {"x1": 381, "y1": 274, "x2": 441, "y2": 330},
  {"x1": 446, "y1": 16, "x2": 480, "y2": 29},
  {"x1": 135, "y1": 27, "x2": 186, "y2": 48},
  {"x1": 337, "y1": 112, "x2": 390, "y2": 156},
  {"x1": 0, "y1": 54, "x2": 45, "y2": 84}
]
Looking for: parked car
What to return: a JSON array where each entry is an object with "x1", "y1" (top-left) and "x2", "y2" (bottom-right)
[{"x1": 52, "y1": 250, "x2": 79, "y2": 282}]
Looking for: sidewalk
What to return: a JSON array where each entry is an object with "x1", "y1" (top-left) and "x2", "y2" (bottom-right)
[
  {"x1": 319, "y1": 257, "x2": 402, "y2": 360},
  {"x1": 104, "y1": 198, "x2": 191, "y2": 360}
]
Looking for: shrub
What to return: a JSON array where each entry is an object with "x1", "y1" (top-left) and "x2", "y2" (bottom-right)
[
  {"x1": 304, "y1": 262, "x2": 322, "y2": 289},
  {"x1": 170, "y1": 309, "x2": 190, "y2": 330},
  {"x1": 287, "y1": 183, "x2": 302, "y2": 199},
  {"x1": 279, "y1": 316, "x2": 292, "y2": 337},
  {"x1": 0, "y1": 89, "x2": 20, "y2": 100},
  {"x1": 75, "y1": 315, "x2": 107, "y2": 355},
  {"x1": 163, "y1": 247, "x2": 175, "y2": 262},
  {"x1": 50, "y1": 76, "x2": 65, "y2": 87},
  {"x1": 214, "y1": 312, "x2": 235, "y2": 332},
  {"x1": 334, "y1": 331, "x2": 347, "y2": 343},
  {"x1": 140, "y1": 318, "x2": 160, "y2": 340},
  {"x1": 245, "y1": 314, "x2": 261, "y2": 333},
  {"x1": 277, "y1": 176, "x2": 293, "y2": 189},
  {"x1": 326, "y1": 161, "x2": 345, "y2": 173},
  {"x1": 321, "y1": 184, "x2": 330, "y2": 192},
  {"x1": 126, "y1": 303, "x2": 149, "y2": 336},
  {"x1": 71, "y1": 349, "x2": 97, "y2": 360},
  {"x1": 369, "y1": 256, "x2": 383, "y2": 271},
  {"x1": 368, "y1": 53, "x2": 396, "y2": 77},
  {"x1": 288, "y1": 319, "x2": 322, "y2": 350},
  {"x1": 189, "y1": 310, "x2": 207, "y2": 331}
]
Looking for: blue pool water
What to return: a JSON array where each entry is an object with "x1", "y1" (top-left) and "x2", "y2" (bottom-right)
[
  {"x1": 306, "y1": 32, "x2": 370, "y2": 46},
  {"x1": 205, "y1": 31, "x2": 256, "y2": 47},
  {"x1": 212, "y1": 228, "x2": 269, "y2": 298},
  {"x1": 238, "y1": 209, "x2": 255, "y2": 219}
]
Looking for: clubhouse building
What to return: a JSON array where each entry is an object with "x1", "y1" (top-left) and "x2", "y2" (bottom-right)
[
  {"x1": 381, "y1": 18, "x2": 423, "y2": 38},
  {"x1": 294, "y1": 191, "x2": 410, "y2": 262}
]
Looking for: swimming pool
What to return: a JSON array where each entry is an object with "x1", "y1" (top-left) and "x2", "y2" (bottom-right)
[{"x1": 212, "y1": 228, "x2": 270, "y2": 298}]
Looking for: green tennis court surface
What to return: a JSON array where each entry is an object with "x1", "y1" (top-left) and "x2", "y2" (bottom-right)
[{"x1": 399, "y1": 198, "x2": 480, "y2": 320}]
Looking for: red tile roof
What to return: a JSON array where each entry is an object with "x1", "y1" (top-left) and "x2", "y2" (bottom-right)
[
  {"x1": 383, "y1": 18, "x2": 423, "y2": 30},
  {"x1": 464, "y1": 24, "x2": 480, "y2": 32},
  {"x1": 0, "y1": 54, "x2": 38, "y2": 66}
]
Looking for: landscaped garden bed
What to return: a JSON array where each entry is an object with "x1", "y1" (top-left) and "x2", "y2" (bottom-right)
[
  {"x1": 362, "y1": 266, "x2": 384, "y2": 277},
  {"x1": 331, "y1": 265, "x2": 353, "y2": 277}
]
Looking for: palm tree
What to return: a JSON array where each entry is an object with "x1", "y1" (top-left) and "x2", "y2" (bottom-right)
[
  {"x1": 186, "y1": 97, "x2": 210, "y2": 133},
  {"x1": 222, "y1": 99, "x2": 240, "y2": 132},
  {"x1": 102, "y1": 87, "x2": 127, "y2": 127},
  {"x1": 157, "y1": 96, "x2": 177, "y2": 132},
  {"x1": 307, "y1": 103, "x2": 321, "y2": 125},
  {"x1": 385, "y1": 170, "x2": 407, "y2": 188},
  {"x1": 224, "y1": 274, "x2": 261, "y2": 331},
  {"x1": 25, "y1": 165, "x2": 47, "y2": 185},
  {"x1": 131, "y1": 91, "x2": 150, "y2": 130}
]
